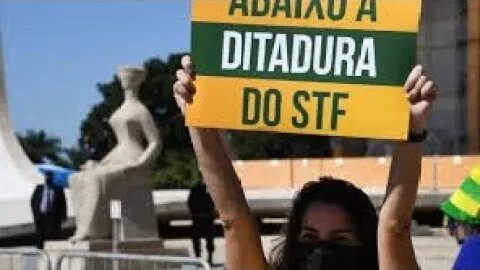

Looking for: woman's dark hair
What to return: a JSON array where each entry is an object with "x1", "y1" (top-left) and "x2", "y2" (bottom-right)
[{"x1": 270, "y1": 177, "x2": 379, "y2": 270}]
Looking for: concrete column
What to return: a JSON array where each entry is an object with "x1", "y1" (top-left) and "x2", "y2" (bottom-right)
[{"x1": 468, "y1": 0, "x2": 480, "y2": 153}]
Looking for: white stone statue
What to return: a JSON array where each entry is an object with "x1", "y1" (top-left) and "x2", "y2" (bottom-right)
[{"x1": 69, "y1": 66, "x2": 162, "y2": 241}]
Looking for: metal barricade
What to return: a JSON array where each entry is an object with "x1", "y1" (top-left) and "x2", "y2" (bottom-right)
[
  {"x1": 55, "y1": 251, "x2": 211, "y2": 270},
  {"x1": 0, "y1": 248, "x2": 51, "y2": 270}
]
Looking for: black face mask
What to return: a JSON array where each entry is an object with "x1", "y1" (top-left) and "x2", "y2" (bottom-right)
[{"x1": 294, "y1": 240, "x2": 362, "y2": 270}]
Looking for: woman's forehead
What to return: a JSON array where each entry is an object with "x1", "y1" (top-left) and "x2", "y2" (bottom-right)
[{"x1": 301, "y1": 202, "x2": 355, "y2": 231}]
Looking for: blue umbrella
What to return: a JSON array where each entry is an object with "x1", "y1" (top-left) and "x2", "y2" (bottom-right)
[{"x1": 36, "y1": 163, "x2": 75, "y2": 188}]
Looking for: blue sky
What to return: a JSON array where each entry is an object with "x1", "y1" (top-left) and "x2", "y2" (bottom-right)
[{"x1": 0, "y1": 0, "x2": 191, "y2": 147}]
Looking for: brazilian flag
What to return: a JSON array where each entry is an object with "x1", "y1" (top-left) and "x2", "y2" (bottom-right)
[{"x1": 441, "y1": 166, "x2": 480, "y2": 224}]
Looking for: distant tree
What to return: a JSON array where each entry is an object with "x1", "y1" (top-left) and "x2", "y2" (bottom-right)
[
  {"x1": 63, "y1": 147, "x2": 90, "y2": 170},
  {"x1": 17, "y1": 129, "x2": 68, "y2": 166},
  {"x1": 151, "y1": 149, "x2": 201, "y2": 189}
]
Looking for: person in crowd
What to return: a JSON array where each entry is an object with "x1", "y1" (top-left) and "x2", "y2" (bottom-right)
[
  {"x1": 441, "y1": 165, "x2": 480, "y2": 270},
  {"x1": 452, "y1": 231, "x2": 480, "y2": 270},
  {"x1": 30, "y1": 171, "x2": 67, "y2": 249},
  {"x1": 173, "y1": 55, "x2": 437, "y2": 270},
  {"x1": 188, "y1": 181, "x2": 216, "y2": 265}
]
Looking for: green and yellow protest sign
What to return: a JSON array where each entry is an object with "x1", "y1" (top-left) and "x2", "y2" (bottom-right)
[{"x1": 187, "y1": 0, "x2": 421, "y2": 140}]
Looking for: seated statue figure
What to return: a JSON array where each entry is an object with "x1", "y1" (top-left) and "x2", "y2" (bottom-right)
[{"x1": 69, "y1": 66, "x2": 162, "y2": 241}]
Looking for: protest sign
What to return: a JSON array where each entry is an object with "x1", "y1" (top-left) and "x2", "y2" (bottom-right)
[{"x1": 187, "y1": 0, "x2": 421, "y2": 139}]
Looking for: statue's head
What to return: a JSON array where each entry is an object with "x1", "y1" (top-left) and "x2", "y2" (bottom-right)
[{"x1": 117, "y1": 66, "x2": 146, "y2": 91}]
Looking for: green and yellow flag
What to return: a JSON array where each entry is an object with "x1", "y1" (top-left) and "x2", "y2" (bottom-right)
[
  {"x1": 441, "y1": 166, "x2": 480, "y2": 225},
  {"x1": 187, "y1": 0, "x2": 422, "y2": 139}
]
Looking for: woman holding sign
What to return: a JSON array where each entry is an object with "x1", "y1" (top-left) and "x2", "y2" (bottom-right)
[{"x1": 173, "y1": 55, "x2": 436, "y2": 270}]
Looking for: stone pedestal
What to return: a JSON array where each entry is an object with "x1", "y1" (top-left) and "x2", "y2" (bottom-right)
[{"x1": 45, "y1": 239, "x2": 190, "y2": 270}]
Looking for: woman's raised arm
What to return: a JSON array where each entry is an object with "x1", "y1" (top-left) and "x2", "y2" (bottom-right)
[
  {"x1": 174, "y1": 56, "x2": 268, "y2": 270},
  {"x1": 378, "y1": 65, "x2": 437, "y2": 270}
]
